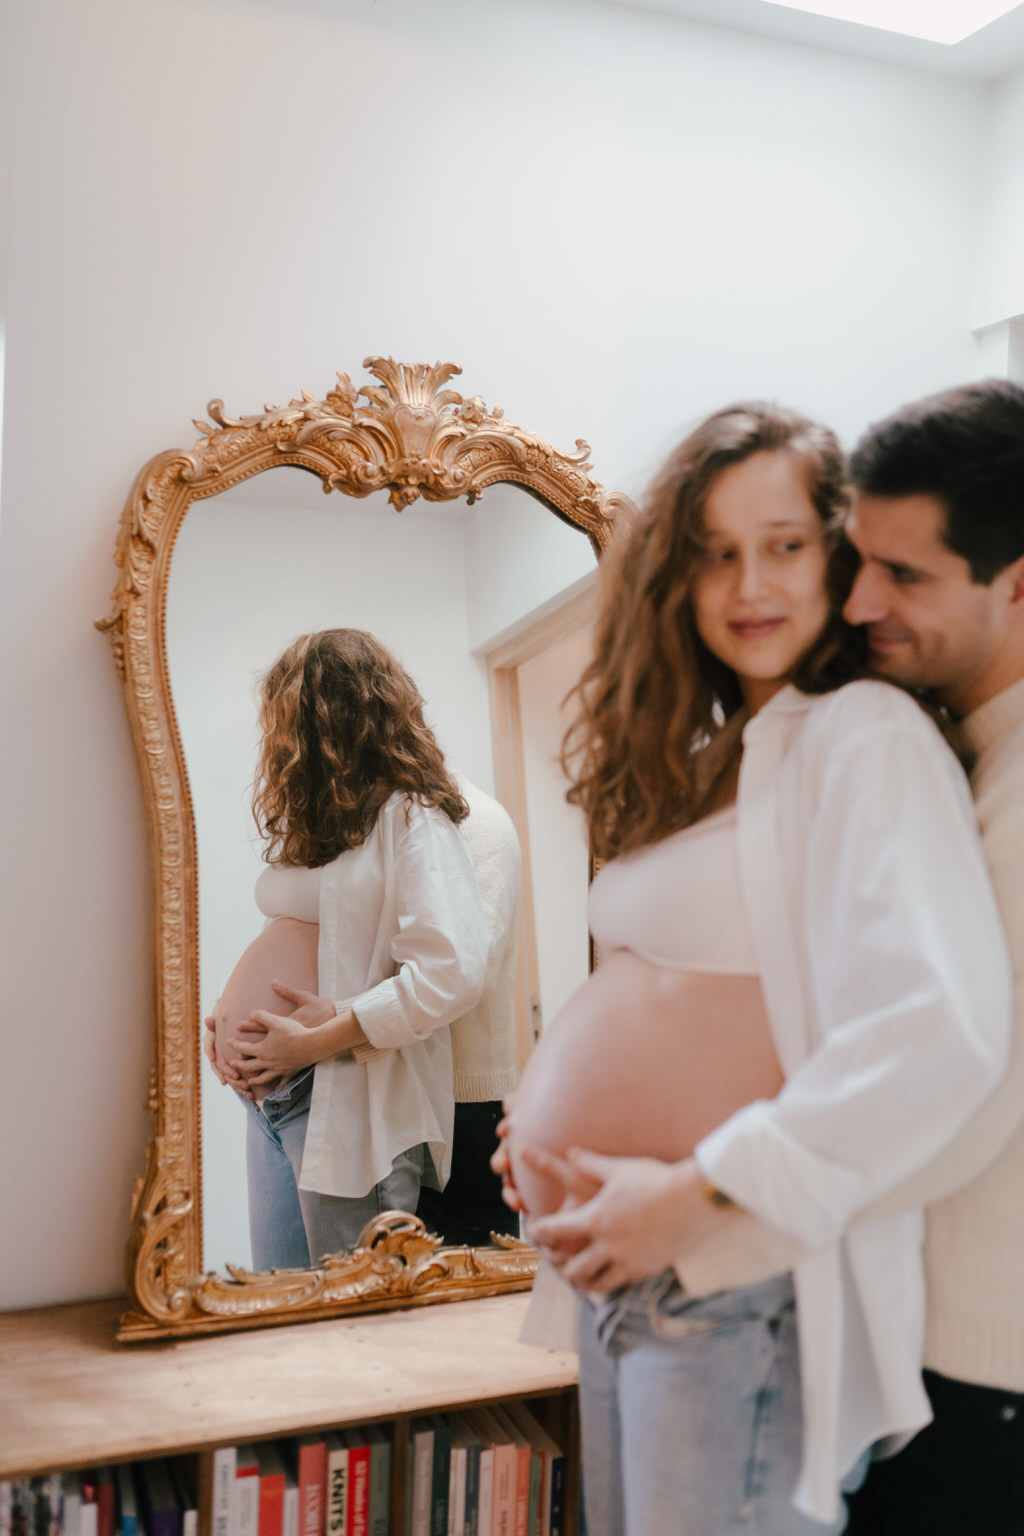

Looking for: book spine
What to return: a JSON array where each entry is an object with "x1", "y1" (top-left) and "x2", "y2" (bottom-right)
[
  {"x1": 366, "y1": 1441, "x2": 390, "y2": 1536},
  {"x1": 462, "y1": 1448, "x2": 480, "y2": 1536},
  {"x1": 212, "y1": 1451, "x2": 236, "y2": 1536},
  {"x1": 236, "y1": 1465, "x2": 261, "y2": 1536},
  {"x1": 326, "y1": 1456, "x2": 348, "y2": 1536},
  {"x1": 476, "y1": 1453, "x2": 493, "y2": 1536},
  {"x1": 345, "y1": 1452, "x2": 369, "y2": 1536},
  {"x1": 409, "y1": 1433, "x2": 432, "y2": 1536},
  {"x1": 258, "y1": 1477, "x2": 285, "y2": 1536},
  {"x1": 297, "y1": 1445, "x2": 325, "y2": 1536},
  {"x1": 546, "y1": 1461, "x2": 564, "y2": 1536},
  {"x1": 429, "y1": 1426, "x2": 450, "y2": 1536}
]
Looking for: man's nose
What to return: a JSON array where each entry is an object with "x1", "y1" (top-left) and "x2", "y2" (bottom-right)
[{"x1": 843, "y1": 564, "x2": 888, "y2": 626}]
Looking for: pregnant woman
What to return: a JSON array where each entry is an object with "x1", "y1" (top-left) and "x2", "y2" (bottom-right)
[
  {"x1": 503, "y1": 404, "x2": 1012, "y2": 1533},
  {"x1": 204, "y1": 628, "x2": 488, "y2": 1270}
]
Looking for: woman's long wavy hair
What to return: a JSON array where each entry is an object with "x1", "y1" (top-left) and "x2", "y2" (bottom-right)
[
  {"x1": 564, "y1": 402, "x2": 868, "y2": 862},
  {"x1": 253, "y1": 629, "x2": 468, "y2": 867}
]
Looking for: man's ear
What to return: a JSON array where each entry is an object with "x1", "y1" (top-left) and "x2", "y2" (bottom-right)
[{"x1": 1008, "y1": 554, "x2": 1024, "y2": 605}]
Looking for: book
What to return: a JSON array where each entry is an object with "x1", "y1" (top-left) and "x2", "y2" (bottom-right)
[
  {"x1": 58, "y1": 1475, "x2": 82, "y2": 1536},
  {"x1": 294, "y1": 1437, "x2": 326, "y2": 1536},
  {"x1": 446, "y1": 1415, "x2": 480, "y2": 1536},
  {"x1": 498, "y1": 1407, "x2": 564, "y2": 1536},
  {"x1": 467, "y1": 1409, "x2": 515, "y2": 1536},
  {"x1": 485, "y1": 1409, "x2": 529, "y2": 1536},
  {"x1": 45, "y1": 1476, "x2": 62, "y2": 1536},
  {"x1": 282, "y1": 1469, "x2": 298, "y2": 1536},
  {"x1": 339, "y1": 1433, "x2": 369, "y2": 1536},
  {"x1": 325, "y1": 1434, "x2": 349, "y2": 1536},
  {"x1": 460, "y1": 1415, "x2": 496, "y2": 1536},
  {"x1": 137, "y1": 1459, "x2": 183, "y2": 1536},
  {"x1": 1, "y1": 1483, "x2": 13, "y2": 1536},
  {"x1": 169, "y1": 1457, "x2": 197, "y2": 1536},
  {"x1": 95, "y1": 1472, "x2": 115, "y2": 1536},
  {"x1": 427, "y1": 1419, "x2": 451, "y2": 1536},
  {"x1": 362, "y1": 1426, "x2": 391, "y2": 1536},
  {"x1": 407, "y1": 1421, "x2": 434, "y2": 1536},
  {"x1": 235, "y1": 1448, "x2": 262, "y2": 1536},
  {"x1": 210, "y1": 1450, "x2": 236, "y2": 1536},
  {"x1": 255, "y1": 1445, "x2": 288, "y2": 1536},
  {"x1": 115, "y1": 1465, "x2": 139, "y2": 1536}
]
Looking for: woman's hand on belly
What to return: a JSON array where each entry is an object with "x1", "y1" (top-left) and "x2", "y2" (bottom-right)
[
  {"x1": 232, "y1": 982, "x2": 370, "y2": 1085},
  {"x1": 204, "y1": 1005, "x2": 260, "y2": 1100},
  {"x1": 525, "y1": 1145, "x2": 741, "y2": 1293}
]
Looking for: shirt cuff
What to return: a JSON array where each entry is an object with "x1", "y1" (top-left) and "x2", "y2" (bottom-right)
[
  {"x1": 350, "y1": 980, "x2": 422, "y2": 1051},
  {"x1": 330, "y1": 997, "x2": 393, "y2": 1063}
]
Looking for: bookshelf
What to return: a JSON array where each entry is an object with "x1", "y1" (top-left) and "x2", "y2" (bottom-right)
[{"x1": 0, "y1": 1294, "x2": 580, "y2": 1536}]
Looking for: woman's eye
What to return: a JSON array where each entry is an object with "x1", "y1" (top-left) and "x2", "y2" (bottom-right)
[{"x1": 772, "y1": 539, "x2": 806, "y2": 556}]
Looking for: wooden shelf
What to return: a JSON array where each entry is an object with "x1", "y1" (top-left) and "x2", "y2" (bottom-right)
[{"x1": 0, "y1": 1294, "x2": 578, "y2": 1479}]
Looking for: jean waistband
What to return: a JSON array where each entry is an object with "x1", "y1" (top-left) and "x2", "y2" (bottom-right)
[{"x1": 590, "y1": 1268, "x2": 795, "y2": 1348}]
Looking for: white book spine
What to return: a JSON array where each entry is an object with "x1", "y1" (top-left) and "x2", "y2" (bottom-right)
[
  {"x1": 212, "y1": 1449, "x2": 236, "y2": 1536},
  {"x1": 283, "y1": 1485, "x2": 299, "y2": 1536},
  {"x1": 236, "y1": 1477, "x2": 260, "y2": 1536}
]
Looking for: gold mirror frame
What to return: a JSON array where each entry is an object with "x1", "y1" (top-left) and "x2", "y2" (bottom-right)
[{"x1": 98, "y1": 357, "x2": 630, "y2": 1341}]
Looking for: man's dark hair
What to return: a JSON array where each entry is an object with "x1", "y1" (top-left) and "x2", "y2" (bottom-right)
[{"x1": 850, "y1": 378, "x2": 1024, "y2": 583}]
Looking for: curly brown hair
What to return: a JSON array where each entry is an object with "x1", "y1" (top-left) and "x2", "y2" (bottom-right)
[
  {"x1": 253, "y1": 629, "x2": 468, "y2": 867},
  {"x1": 563, "y1": 402, "x2": 869, "y2": 862}
]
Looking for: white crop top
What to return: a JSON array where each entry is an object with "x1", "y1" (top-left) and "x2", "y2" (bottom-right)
[
  {"x1": 254, "y1": 863, "x2": 322, "y2": 924},
  {"x1": 588, "y1": 803, "x2": 758, "y2": 975}
]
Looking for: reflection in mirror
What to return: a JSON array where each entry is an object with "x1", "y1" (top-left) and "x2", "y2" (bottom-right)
[{"x1": 166, "y1": 470, "x2": 596, "y2": 1276}]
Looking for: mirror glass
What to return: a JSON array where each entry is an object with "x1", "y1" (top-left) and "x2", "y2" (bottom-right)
[{"x1": 165, "y1": 467, "x2": 596, "y2": 1275}]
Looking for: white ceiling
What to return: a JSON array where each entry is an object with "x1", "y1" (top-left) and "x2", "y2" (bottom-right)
[{"x1": 592, "y1": 0, "x2": 1024, "y2": 79}]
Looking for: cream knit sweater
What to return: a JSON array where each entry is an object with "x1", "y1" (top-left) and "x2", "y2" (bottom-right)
[
  {"x1": 450, "y1": 776, "x2": 521, "y2": 1103},
  {"x1": 678, "y1": 677, "x2": 1024, "y2": 1392}
]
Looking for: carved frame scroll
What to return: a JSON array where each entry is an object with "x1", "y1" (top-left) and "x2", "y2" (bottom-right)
[{"x1": 97, "y1": 358, "x2": 632, "y2": 1341}]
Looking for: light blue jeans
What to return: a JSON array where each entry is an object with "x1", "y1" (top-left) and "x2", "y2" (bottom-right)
[
  {"x1": 244, "y1": 1068, "x2": 427, "y2": 1269},
  {"x1": 578, "y1": 1271, "x2": 865, "y2": 1536}
]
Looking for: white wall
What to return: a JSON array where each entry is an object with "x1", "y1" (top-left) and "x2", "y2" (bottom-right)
[
  {"x1": 0, "y1": 0, "x2": 995, "y2": 1307},
  {"x1": 973, "y1": 64, "x2": 1024, "y2": 330},
  {"x1": 517, "y1": 627, "x2": 595, "y2": 1031}
]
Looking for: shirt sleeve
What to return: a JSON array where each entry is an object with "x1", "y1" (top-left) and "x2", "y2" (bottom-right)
[
  {"x1": 694, "y1": 713, "x2": 1012, "y2": 1251},
  {"x1": 348, "y1": 801, "x2": 490, "y2": 1052}
]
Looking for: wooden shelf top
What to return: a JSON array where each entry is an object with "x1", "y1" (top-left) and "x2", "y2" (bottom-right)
[{"x1": 0, "y1": 1294, "x2": 578, "y2": 1477}]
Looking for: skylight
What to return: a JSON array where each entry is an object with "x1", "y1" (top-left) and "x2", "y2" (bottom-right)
[{"x1": 759, "y1": 0, "x2": 1023, "y2": 45}]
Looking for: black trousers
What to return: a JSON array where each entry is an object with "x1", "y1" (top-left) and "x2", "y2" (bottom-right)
[
  {"x1": 845, "y1": 1368, "x2": 1024, "y2": 1536},
  {"x1": 415, "y1": 1100, "x2": 520, "y2": 1248}
]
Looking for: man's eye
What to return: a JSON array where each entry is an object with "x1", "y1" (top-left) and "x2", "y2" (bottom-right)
[{"x1": 891, "y1": 567, "x2": 922, "y2": 585}]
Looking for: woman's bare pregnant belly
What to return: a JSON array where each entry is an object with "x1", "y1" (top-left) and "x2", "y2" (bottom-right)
[
  {"x1": 508, "y1": 949, "x2": 783, "y2": 1217},
  {"x1": 212, "y1": 917, "x2": 319, "y2": 1101}
]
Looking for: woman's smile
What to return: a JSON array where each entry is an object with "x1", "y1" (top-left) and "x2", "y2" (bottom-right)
[{"x1": 727, "y1": 615, "x2": 786, "y2": 640}]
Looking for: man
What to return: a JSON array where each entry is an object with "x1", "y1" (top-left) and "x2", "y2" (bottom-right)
[
  {"x1": 841, "y1": 379, "x2": 1024, "y2": 1534},
  {"x1": 416, "y1": 774, "x2": 523, "y2": 1246}
]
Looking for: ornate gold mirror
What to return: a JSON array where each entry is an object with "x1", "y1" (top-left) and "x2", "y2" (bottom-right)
[{"x1": 99, "y1": 358, "x2": 631, "y2": 1340}]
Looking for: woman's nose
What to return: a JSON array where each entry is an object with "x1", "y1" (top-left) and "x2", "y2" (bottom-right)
[{"x1": 737, "y1": 554, "x2": 769, "y2": 599}]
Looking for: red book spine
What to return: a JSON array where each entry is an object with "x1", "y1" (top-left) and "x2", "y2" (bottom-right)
[
  {"x1": 345, "y1": 1448, "x2": 370, "y2": 1536},
  {"x1": 298, "y1": 1443, "x2": 327, "y2": 1536},
  {"x1": 259, "y1": 1474, "x2": 286, "y2": 1536}
]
